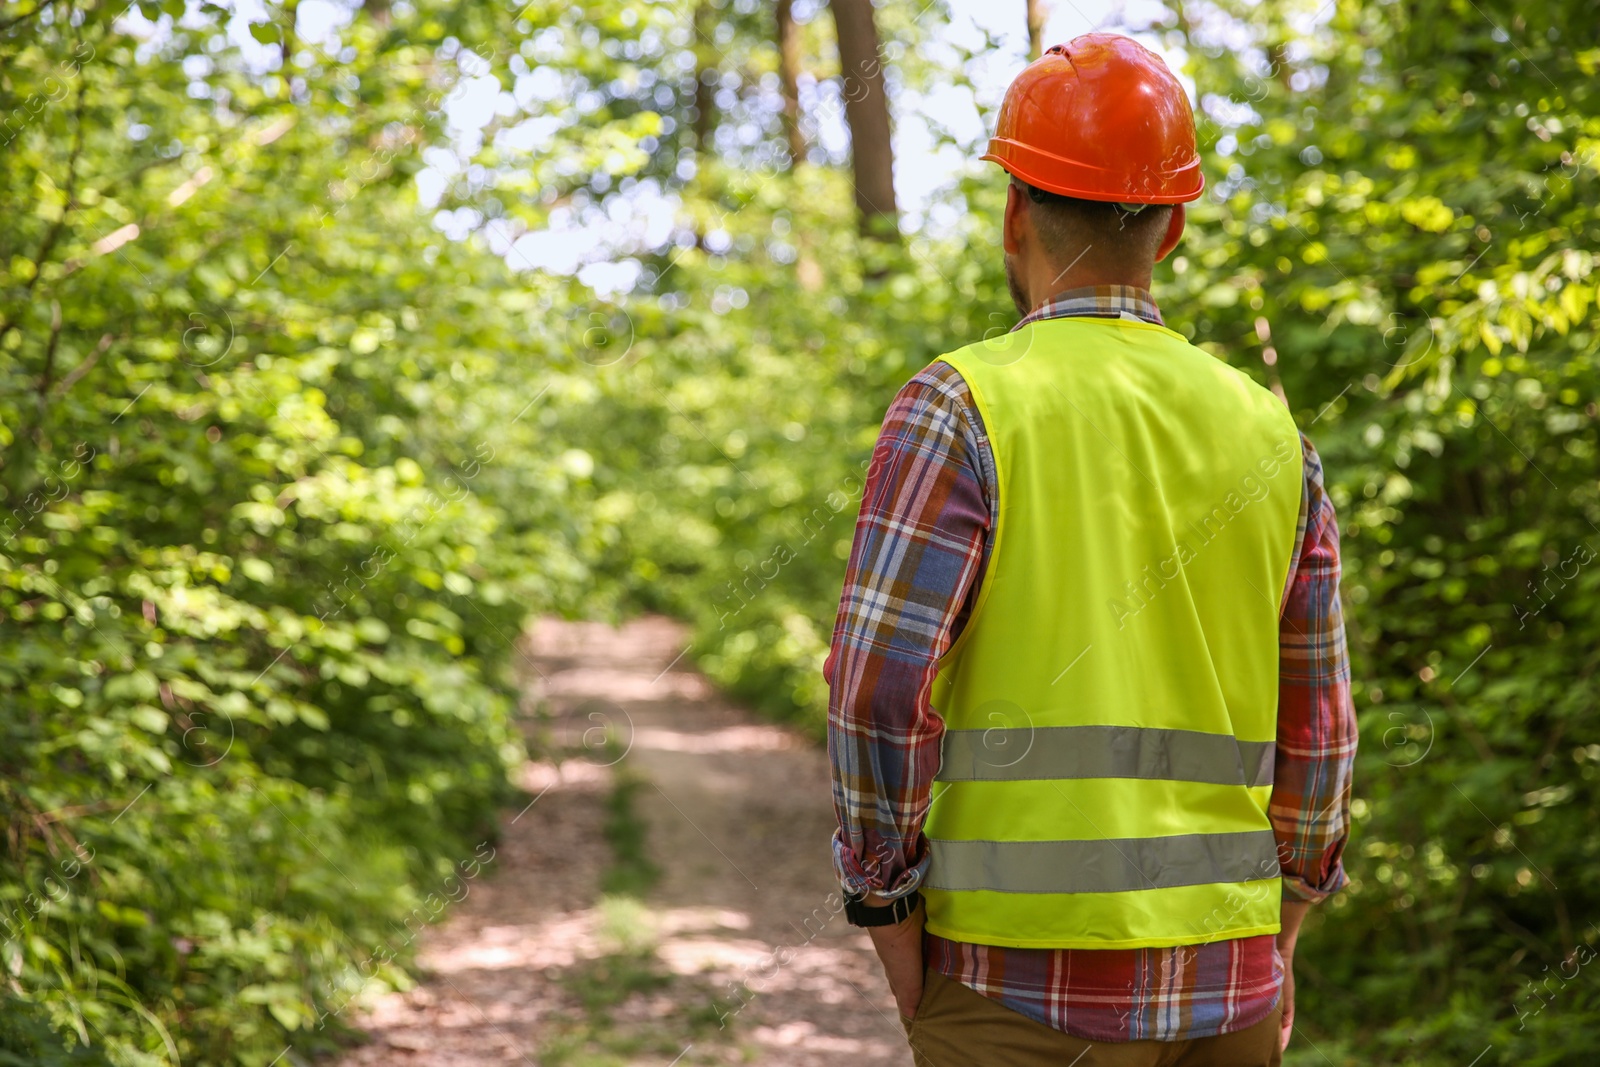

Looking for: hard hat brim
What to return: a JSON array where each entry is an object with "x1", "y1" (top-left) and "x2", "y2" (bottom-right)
[{"x1": 983, "y1": 137, "x2": 1206, "y2": 205}]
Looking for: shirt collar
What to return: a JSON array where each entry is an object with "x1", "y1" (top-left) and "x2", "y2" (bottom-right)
[{"x1": 1013, "y1": 285, "x2": 1165, "y2": 332}]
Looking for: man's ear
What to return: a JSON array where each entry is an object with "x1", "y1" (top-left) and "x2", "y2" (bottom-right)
[
  {"x1": 1155, "y1": 203, "x2": 1186, "y2": 263},
  {"x1": 1002, "y1": 182, "x2": 1025, "y2": 257}
]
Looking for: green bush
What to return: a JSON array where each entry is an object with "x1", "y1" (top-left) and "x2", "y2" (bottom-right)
[{"x1": 1, "y1": 3, "x2": 607, "y2": 1062}]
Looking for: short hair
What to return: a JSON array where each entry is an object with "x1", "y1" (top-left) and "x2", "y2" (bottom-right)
[{"x1": 1013, "y1": 177, "x2": 1173, "y2": 265}]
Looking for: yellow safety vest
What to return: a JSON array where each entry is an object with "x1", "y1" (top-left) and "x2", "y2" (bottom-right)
[{"x1": 924, "y1": 316, "x2": 1303, "y2": 950}]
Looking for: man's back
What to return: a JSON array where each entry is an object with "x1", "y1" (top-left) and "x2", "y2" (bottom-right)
[
  {"x1": 922, "y1": 314, "x2": 1304, "y2": 950},
  {"x1": 827, "y1": 289, "x2": 1355, "y2": 1058}
]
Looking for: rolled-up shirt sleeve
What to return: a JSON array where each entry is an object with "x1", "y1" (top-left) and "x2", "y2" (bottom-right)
[
  {"x1": 1273, "y1": 434, "x2": 1358, "y2": 902},
  {"x1": 825, "y1": 362, "x2": 993, "y2": 901}
]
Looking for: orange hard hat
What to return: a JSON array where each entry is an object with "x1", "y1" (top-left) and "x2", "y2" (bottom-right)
[{"x1": 983, "y1": 33, "x2": 1204, "y2": 205}]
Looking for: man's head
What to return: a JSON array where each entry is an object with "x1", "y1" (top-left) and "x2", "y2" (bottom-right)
[
  {"x1": 984, "y1": 34, "x2": 1203, "y2": 315},
  {"x1": 1002, "y1": 177, "x2": 1183, "y2": 315}
]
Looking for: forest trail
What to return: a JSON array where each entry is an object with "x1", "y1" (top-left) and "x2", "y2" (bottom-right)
[{"x1": 332, "y1": 616, "x2": 909, "y2": 1066}]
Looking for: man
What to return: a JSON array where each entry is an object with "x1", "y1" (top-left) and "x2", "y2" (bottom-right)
[{"x1": 825, "y1": 34, "x2": 1357, "y2": 1067}]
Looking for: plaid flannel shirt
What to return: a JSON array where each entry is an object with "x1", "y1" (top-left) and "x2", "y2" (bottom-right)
[{"x1": 825, "y1": 286, "x2": 1357, "y2": 1042}]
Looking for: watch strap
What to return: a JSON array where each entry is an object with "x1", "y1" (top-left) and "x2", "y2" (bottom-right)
[{"x1": 844, "y1": 889, "x2": 922, "y2": 927}]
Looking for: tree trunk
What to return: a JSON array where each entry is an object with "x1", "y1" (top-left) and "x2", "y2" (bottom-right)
[
  {"x1": 280, "y1": 0, "x2": 299, "y2": 66},
  {"x1": 779, "y1": 0, "x2": 822, "y2": 288},
  {"x1": 1026, "y1": 0, "x2": 1050, "y2": 61},
  {"x1": 693, "y1": 2, "x2": 717, "y2": 153},
  {"x1": 1267, "y1": 39, "x2": 1295, "y2": 91},
  {"x1": 776, "y1": 0, "x2": 806, "y2": 166},
  {"x1": 827, "y1": 0, "x2": 897, "y2": 238}
]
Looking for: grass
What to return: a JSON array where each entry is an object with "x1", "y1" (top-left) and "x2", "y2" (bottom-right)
[
  {"x1": 599, "y1": 766, "x2": 661, "y2": 898},
  {"x1": 534, "y1": 753, "x2": 737, "y2": 1065}
]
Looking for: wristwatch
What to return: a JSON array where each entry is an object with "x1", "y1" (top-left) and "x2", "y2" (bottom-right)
[{"x1": 844, "y1": 889, "x2": 922, "y2": 927}]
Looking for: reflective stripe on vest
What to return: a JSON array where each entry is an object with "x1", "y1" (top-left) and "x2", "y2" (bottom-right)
[
  {"x1": 937, "y1": 725, "x2": 1275, "y2": 787},
  {"x1": 924, "y1": 316, "x2": 1304, "y2": 951},
  {"x1": 926, "y1": 830, "x2": 1280, "y2": 894}
]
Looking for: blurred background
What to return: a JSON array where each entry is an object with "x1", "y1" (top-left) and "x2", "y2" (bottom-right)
[{"x1": 1, "y1": 0, "x2": 1596, "y2": 1064}]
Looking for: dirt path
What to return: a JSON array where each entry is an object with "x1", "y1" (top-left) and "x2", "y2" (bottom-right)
[{"x1": 332, "y1": 616, "x2": 910, "y2": 1066}]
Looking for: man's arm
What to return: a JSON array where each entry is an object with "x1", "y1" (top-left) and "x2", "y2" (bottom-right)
[
  {"x1": 1272, "y1": 434, "x2": 1359, "y2": 1048},
  {"x1": 825, "y1": 362, "x2": 993, "y2": 1018}
]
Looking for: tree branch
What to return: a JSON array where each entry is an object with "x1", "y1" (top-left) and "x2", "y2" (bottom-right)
[
  {"x1": 54, "y1": 331, "x2": 116, "y2": 396},
  {"x1": 0, "y1": 0, "x2": 59, "y2": 34},
  {"x1": 39, "y1": 301, "x2": 64, "y2": 399},
  {"x1": 23, "y1": 66, "x2": 90, "y2": 298},
  {"x1": 2, "y1": 54, "x2": 88, "y2": 500}
]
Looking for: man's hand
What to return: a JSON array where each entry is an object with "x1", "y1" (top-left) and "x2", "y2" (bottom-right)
[
  {"x1": 1278, "y1": 949, "x2": 1295, "y2": 1051},
  {"x1": 1277, "y1": 899, "x2": 1310, "y2": 1052},
  {"x1": 864, "y1": 895, "x2": 926, "y2": 1020}
]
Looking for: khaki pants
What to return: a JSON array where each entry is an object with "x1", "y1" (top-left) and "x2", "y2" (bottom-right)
[{"x1": 902, "y1": 970, "x2": 1283, "y2": 1067}]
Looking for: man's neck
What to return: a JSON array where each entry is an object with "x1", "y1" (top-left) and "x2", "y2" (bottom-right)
[{"x1": 1028, "y1": 260, "x2": 1153, "y2": 313}]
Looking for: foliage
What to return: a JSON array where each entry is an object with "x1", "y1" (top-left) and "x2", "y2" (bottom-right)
[
  {"x1": 1159, "y1": 1, "x2": 1599, "y2": 1062},
  {"x1": 1, "y1": 1, "x2": 609, "y2": 1063}
]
